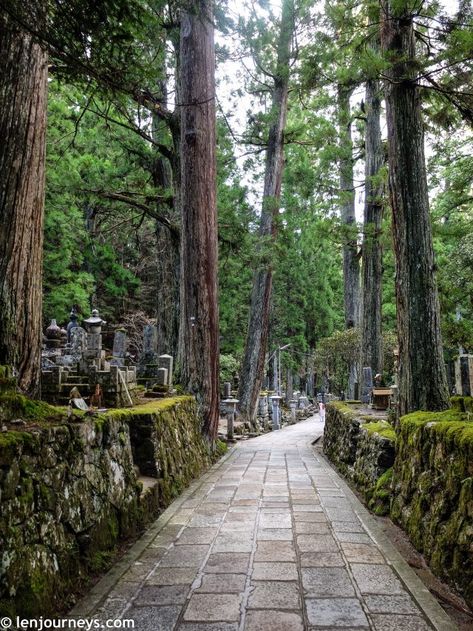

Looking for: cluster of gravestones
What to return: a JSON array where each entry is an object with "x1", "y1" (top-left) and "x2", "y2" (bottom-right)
[
  {"x1": 41, "y1": 311, "x2": 174, "y2": 407},
  {"x1": 137, "y1": 324, "x2": 173, "y2": 389}
]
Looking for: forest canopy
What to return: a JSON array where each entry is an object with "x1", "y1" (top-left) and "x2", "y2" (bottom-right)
[{"x1": 0, "y1": 0, "x2": 472, "y2": 428}]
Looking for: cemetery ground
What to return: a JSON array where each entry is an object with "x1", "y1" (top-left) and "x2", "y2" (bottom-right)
[{"x1": 68, "y1": 415, "x2": 467, "y2": 631}]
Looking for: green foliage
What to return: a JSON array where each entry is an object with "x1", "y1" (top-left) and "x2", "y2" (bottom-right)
[
  {"x1": 44, "y1": 81, "x2": 158, "y2": 324},
  {"x1": 219, "y1": 354, "x2": 240, "y2": 387},
  {"x1": 315, "y1": 328, "x2": 397, "y2": 394}
]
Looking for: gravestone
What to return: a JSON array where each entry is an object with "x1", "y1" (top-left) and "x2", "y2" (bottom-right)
[
  {"x1": 460, "y1": 356, "x2": 472, "y2": 396},
  {"x1": 156, "y1": 368, "x2": 168, "y2": 386},
  {"x1": 223, "y1": 382, "x2": 232, "y2": 399},
  {"x1": 143, "y1": 325, "x2": 158, "y2": 356},
  {"x1": 257, "y1": 394, "x2": 269, "y2": 417},
  {"x1": 70, "y1": 327, "x2": 86, "y2": 363},
  {"x1": 111, "y1": 330, "x2": 127, "y2": 367},
  {"x1": 138, "y1": 325, "x2": 159, "y2": 378},
  {"x1": 361, "y1": 367, "x2": 373, "y2": 404},
  {"x1": 158, "y1": 354, "x2": 173, "y2": 386},
  {"x1": 445, "y1": 361, "x2": 455, "y2": 394}
]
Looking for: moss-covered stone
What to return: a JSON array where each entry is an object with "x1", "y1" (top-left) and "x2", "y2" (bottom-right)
[
  {"x1": 0, "y1": 395, "x2": 218, "y2": 617},
  {"x1": 368, "y1": 468, "x2": 393, "y2": 516},
  {"x1": 391, "y1": 409, "x2": 473, "y2": 609},
  {"x1": 324, "y1": 403, "x2": 395, "y2": 504}
]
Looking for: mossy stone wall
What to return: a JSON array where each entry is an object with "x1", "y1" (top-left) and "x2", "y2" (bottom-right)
[
  {"x1": 0, "y1": 396, "x2": 215, "y2": 617},
  {"x1": 323, "y1": 402, "x2": 395, "y2": 514},
  {"x1": 391, "y1": 410, "x2": 473, "y2": 608}
]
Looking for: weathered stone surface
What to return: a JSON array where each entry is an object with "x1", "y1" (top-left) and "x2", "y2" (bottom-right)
[
  {"x1": 134, "y1": 584, "x2": 189, "y2": 605},
  {"x1": 184, "y1": 593, "x2": 241, "y2": 622},
  {"x1": 248, "y1": 580, "x2": 300, "y2": 609},
  {"x1": 254, "y1": 541, "x2": 296, "y2": 562},
  {"x1": 196, "y1": 573, "x2": 246, "y2": 593},
  {"x1": 370, "y1": 614, "x2": 433, "y2": 630},
  {"x1": 0, "y1": 397, "x2": 216, "y2": 617},
  {"x1": 127, "y1": 605, "x2": 181, "y2": 631},
  {"x1": 323, "y1": 402, "x2": 395, "y2": 515},
  {"x1": 351, "y1": 564, "x2": 404, "y2": 595},
  {"x1": 300, "y1": 552, "x2": 345, "y2": 568},
  {"x1": 305, "y1": 597, "x2": 369, "y2": 627},
  {"x1": 245, "y1": 610, "x2": 304, "y2": 631},
  {"x1": 391, "y1": 410, "x2": 473, "y2": 609},
  {"x1": 340, "y1": 543, "x2": 384, "y2": 564},
  {"x1": 302, "y1": 567, "x2": 355, "y2": 597},
  {"x1": 364, "y1": 594, "x2": 421, "y2": 615},
  {"x1": 252, "y1": 562, "x2": 298, "y2": 581},
  {"x1": 204, "y1": 553, "x2": 250, "y2": 574}
]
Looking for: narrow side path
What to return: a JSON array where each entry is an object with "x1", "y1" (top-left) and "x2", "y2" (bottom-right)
[{"x1": 71, "y1": 416, "x2": 456, "y2": 630}]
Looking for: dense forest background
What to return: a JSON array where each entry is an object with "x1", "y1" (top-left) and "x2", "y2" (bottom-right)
[{"x1": 40, "y1": 0, "x2": 472, "y2": 397}]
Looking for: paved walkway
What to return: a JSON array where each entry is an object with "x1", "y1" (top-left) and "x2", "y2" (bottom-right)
[{"x1": 71, "y1": 416, "x2": 456, "y2": 631}]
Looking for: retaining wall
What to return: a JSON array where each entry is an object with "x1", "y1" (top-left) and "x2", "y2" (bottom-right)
[{"x1": 0, "y1": 396, "x2": 216, "y2": 617}]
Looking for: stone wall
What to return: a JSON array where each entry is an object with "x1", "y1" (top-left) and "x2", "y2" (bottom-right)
[
  {"x1": 323, "y1": 402, "x2": 395, "y2": 513},
  {"x1": 324, "y1": 400, "x2": 473, "y2": 609},
  {"x1": 0, "y1": 396, "x2": 217, "y2": 617},
  {"x1": 391, "y1": 409, "x2": 473, "y2": 608}
]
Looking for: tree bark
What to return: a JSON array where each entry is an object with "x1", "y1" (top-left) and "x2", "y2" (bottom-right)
[
  {"x1": 360, "y1": 78, "x2": 384, "y2": 376},
  {"x1": 179, "y1": 0, "x2": 219, "y2": 440},
  {"x1": 381, "y1": 0, "x2": 449, "y2": 415},
  {"x1": 0, "y1": 6, "x2": 48, "y2": 395},
  {"x1": 151, "y1": 80, "x2": 180, "y2": 358},
  {"x1": 238, "y1": 0, "x2": 294, "y2": 426},
  {"x1": 337, "y1": 85, "x2": 360, "y2": 398}
]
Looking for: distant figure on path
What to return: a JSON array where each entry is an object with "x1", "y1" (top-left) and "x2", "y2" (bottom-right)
[{"x1": 319, "y1": 401, "x2": 326, "y2": 423}]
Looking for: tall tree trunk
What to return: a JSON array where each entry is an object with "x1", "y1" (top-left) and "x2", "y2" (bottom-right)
[
  {"x1": 381, "y1": 0, "x2": 449, "y2": 415},
  {"x1": 151, "y1": 82, "x2": 180, "y2": 357},
  {"x1": 337, "y1": 85, "x2": 360, "y2": 398},
  {"x1": 0, "y1": 7, "x2": 47, "y2": 395},
  {"x1": 360, "y1": 78, "x2": 384, "y2": 375},
  {"x1": 179, "y1": 0, "x2": 219, "y2": 440},
  {"x1": 238, "y1": 0, "x2": 294, "y2": 426}
]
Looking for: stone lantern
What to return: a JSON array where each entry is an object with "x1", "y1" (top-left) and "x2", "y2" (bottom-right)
[
  {"x1": 83, "y1": 309, "x2": 106, "y2": 334},
  {"x1": 222, "y1": 398, "x2": 239, "y2": 441},
  {"x1": 270, "y1": 395, "x2": 283, "y2": 430},
  {"x1": 289, "y1": 399, "x2": 297, "y2": 424},
  {"x1": 45, "y1": 319, "x2": 62, "y2": 349},
  {"x1": 83, "y1": 309, "x2": 107, "y2": 368}
]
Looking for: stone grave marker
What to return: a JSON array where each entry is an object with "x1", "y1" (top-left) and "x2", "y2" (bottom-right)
[
  {"x1": 460, "y1": 355, "x2": 472, "y2": 396},
  {"x1": 111, "y1": 330, "x2": 127, "y2": 367},
  {"x1": 156, "y1": 368, "x2": 168, "y2": 386},
  {"x1": 158, "y1": 354, "x2": 173, "y2": 386},
  {"x1": 361, "y1": 367, "x2": 373, "y2": 404},
  {"x1": 70, "y1": 327, "x2": 86, "y2": 363}
]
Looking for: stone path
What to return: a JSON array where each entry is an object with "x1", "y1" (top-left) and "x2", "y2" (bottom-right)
[{"x1": 71, "y1": 416, "x2": 456, "y2": 630}]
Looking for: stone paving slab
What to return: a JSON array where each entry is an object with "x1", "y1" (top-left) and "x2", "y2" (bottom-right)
[{"x1": 70, "y1": 415, "x2": 457, "y2": 630}]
